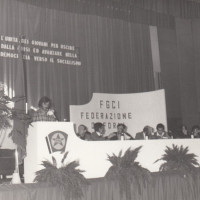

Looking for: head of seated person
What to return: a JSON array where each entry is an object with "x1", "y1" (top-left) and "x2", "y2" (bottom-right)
[
  {"x1": 91, "y1": 122, "x2": 106, "y2": 141},
  {"x1": 77, "y1": 124, "x2": 91, "y2": 140},
  {"x1": 178, "y1": 125, "x2": 190, "y2": 138},
  {"x1": 191, "y1": 125, "x2": 200, "y2": 138}
]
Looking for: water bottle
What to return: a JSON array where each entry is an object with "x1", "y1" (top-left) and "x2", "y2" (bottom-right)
[{"x1": 120, "y1": 133, "x2": 125, "y2": 140}]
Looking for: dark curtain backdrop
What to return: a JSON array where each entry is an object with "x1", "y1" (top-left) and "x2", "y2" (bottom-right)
[
  {"x1": 157, "y1": 19, "x2": 200, "y2": 130},
  {"x1": 0, "y1": 0, "x2": 155, "y2": 120},
  {"x1": 157, "y1": 27, "x2": 182, "y2": 130},
  {"x1": 158, "y1": 17, "x2": 200, "y2": 129},
  {"x1": 192, "y1": 19, "x2": 200, "y2": 113},
  {"x1": 0, "y1": 0, "x2": 200, "y2": 126},
  {"x1": 175, "y1": 18, "x2": 200, "y2": 127}
]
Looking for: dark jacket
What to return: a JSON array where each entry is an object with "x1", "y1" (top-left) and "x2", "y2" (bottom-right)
[
  {"x1": 90, "y1": 132, "x2": 105, "y2": 141},
  {"x1": 108, "y1": 132, "x2": 134, "y2": 140},
  {"x1": 135, "y1": 132, "x2": 146, "y2": 140}
]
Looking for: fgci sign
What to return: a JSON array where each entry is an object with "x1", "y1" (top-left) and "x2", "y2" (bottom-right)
[
  {"x1": 70, "y1": 89, "x2": 167, "y2": 137},
  {"x1": 79, "y1": 100, "x2": 132, "y2": 130}
]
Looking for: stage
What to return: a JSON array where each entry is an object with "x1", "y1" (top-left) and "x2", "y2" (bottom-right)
[{"x1": 0, "y1": 172, "x2": 200, "y2": 200}]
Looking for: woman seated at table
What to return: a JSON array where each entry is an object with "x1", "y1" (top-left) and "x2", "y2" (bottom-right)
[{"x1": 30, "y1": 96, "x2": 57, "y2": 122}]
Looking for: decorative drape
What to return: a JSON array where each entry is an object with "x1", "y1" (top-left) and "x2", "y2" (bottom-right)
[
  {"x1": 16, "y1": 0, "x2": 200, "y2": 23},
  {"x1": 1, "y1": 173, "x2": 200, "y2": 200}
]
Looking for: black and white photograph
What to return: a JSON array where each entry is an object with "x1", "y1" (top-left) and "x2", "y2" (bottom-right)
[{"x1": 0, "y1": 0, "x2": 200, "y2": 199}]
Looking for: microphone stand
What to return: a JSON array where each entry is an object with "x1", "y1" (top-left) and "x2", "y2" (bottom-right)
[{"x1": 18, "y1": 35, "x2": 28, "y2": 113}]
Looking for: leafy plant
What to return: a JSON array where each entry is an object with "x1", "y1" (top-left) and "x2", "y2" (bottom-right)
[
  {"x1": 0, "y1": 82, "x2": 31, "y2": 128},
  {"x1": 0, "y1": 83, "x2": 28, "y2": 130},
  {"x1": 0, "y1": 93, "x2": 14, "y2": 130},
  {"x1": 34, "y1": 152, "x2": 88, "y2": 199},
  {"x1": 155, "y1": 144, "x2": 199, "y2": 175},
  {"x1": 105, "y1": 146, "x2": 151, "y2": 199},
  {"x1": 0, "y1": 82, "x2": 31, "y2": 163}
]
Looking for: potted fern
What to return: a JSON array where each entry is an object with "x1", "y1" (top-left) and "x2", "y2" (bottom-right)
[
  {"x1": 0, "y1": 82, "x2": 30, "y2": 161},
  {"x1": 155, "y1": 144, "x2": 199, "y2": 177},
  {"x1": 105, "y1": 146, "x2": 151, "y2": 199},
  {"x1": 34, "y1": 152, "x2": 88, "y2": 199},
  {"x1": 0, "y1": 82, "x2": 30, "y2": 134},
  {"x1": 0, "y1": 83, "x2": 15, "y2": 132}
]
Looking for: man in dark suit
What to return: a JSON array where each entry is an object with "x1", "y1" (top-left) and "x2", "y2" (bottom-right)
[
  {"x1": 135, "y1": 126, "x2": 150, "y2": 140},
  {"x1": 107, "y1": 123, "x2": 134, "y2": 140},
  {"x1": 91, "y1": 122, "x2": 106, "y2": 141}
]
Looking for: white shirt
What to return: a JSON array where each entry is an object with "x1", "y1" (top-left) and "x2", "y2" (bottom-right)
[{"x1": 96, "y1": 132, "x2": 101, "y2": 136}]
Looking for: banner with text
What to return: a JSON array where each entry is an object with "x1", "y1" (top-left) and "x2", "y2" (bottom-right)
[
  {"x1": 70, "y1": 89, "x2": 167, "y2": 137},
  {"x1": 0, "y1": 35, "x2": 81, "y2": 66}
]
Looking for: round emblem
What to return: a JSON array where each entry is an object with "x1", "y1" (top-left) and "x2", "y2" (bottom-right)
[{"x1": 51, "y1": 132, "x2": 66, "y2": 150}]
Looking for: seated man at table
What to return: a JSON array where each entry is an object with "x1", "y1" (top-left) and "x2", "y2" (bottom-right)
[
  {"x1": 191, "y1": 125, "x2": 200, "y2": 138},
  {"x1": 91, "y1": 122, "x2": 106, "y2": 141},
  {"x1": 135, "y1": 126, "x2": 154, "y2": 140},
  {"x1": 107, "y1": 123, "x2": 134, "y2": 140},
  {"x1": 76, "y1": 124, "x2": 91, "y2": 141},
  {"x1": 151, "y1": 123, "x2": 170, "y2": 139}
]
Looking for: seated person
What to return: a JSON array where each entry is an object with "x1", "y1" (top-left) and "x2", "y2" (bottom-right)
[
  {"x1": 191, "y1": 125, "x2": 200, "y2": 138},
  {"x1": 76, "y1": 125, "x2": 91, "y2": 140},
  {"x1": 31, "y1": 96, "x2": 57, "y2": 122},
  {"x1": 107, "y1": 123, "x2": 134, "y2": 140},
  {"x1": 135, "y1": 126, "x2": 154, "y2": 140},
  {"x1": 91, "y1": 122, "x2": 106, "y2": 141},
  {"x1": 151, "y1": 123, "x2": 170, "y2": 139},
  {"x1": 178, "y1": 125, "x2": 190, "y2": 138}
]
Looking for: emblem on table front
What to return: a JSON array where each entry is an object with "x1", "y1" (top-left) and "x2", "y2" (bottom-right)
[{"x1": 45, "y1": 131, "x2": 68, "y2": 153}]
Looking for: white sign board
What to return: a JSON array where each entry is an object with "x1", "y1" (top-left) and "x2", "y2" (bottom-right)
[{"x1": 70, "y1": 89, "x2": 167, "y2": 137}]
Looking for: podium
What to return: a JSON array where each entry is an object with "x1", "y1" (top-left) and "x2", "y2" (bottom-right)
[{"x1": 24, "y1": 122, "x2": 76, "y2": 183}]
